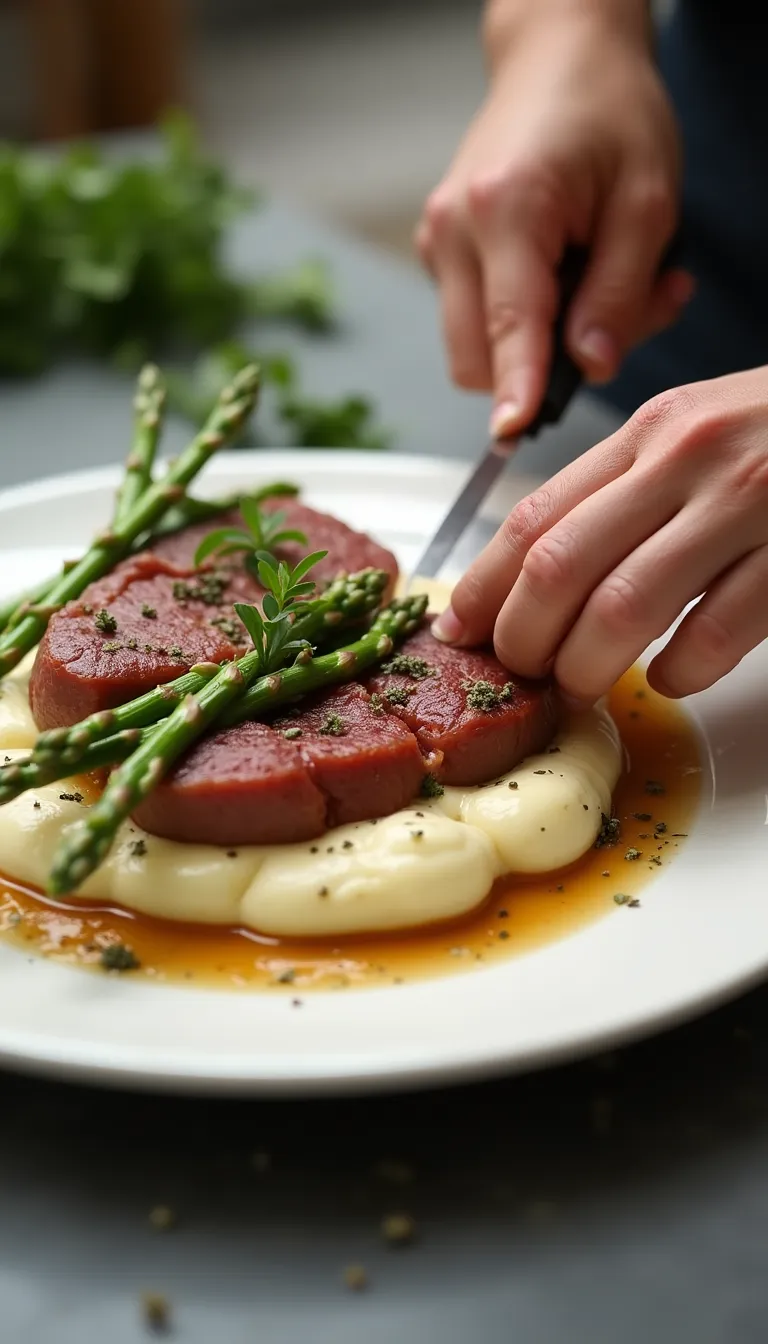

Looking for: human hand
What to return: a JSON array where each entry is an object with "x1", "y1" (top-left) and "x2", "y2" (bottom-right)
[
  {"x1": 415, "y1": 1, "x2": 693, "y2": 437},
  {"x1": 433, "y1": 370, "x2": 768, "y2": 702}
]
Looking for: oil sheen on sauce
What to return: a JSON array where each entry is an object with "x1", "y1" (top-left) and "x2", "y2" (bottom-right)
[{"x1": 0, "y1": 667, "x2": 701, "y2": 992}]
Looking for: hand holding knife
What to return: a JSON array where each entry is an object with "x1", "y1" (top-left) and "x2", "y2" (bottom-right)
[
  {"x1": 412, "y1": 239, "x2": 682, "y2": 583},
  {"x1": 411, "y1": 245, "x2": 588, "y2": 582}
]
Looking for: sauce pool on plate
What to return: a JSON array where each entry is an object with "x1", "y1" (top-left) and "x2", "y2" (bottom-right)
[{"x1": 0, "y1": 666, "x2": 701, "y2": 991}]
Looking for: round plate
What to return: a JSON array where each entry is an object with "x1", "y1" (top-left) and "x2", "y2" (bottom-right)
[{"x1": 0, "y1": 451, "x2": 760, "y2": 1096}]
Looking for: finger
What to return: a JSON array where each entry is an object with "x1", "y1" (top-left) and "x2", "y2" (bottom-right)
[
  {"x1": 648, "y1": 544, "x2": 768, "y2": 698},
  {"x1": 491, "y1": 460, "x2": 684, "y2": 677},
  {"x1": 466, "y1": 171, "x2": 563, "y2": 436},
  {"x1": 567, "y1": 174, "x2": 676, "y2": 382},
  {"x1": 424, "y1": 193, "x2": 492, "y2": 392},
  {"x1": 637, "y1": 268, "x2": 696, "y2": 343},
  {"x1": 553, "y1": 504, "x2": 750, "y2": 704},
  {"x1": 435, "y1": 241, "x2": 492, "y2": 391},
  {"x1": 434, "y1": 424, "x2": 635, "y2": 647}
]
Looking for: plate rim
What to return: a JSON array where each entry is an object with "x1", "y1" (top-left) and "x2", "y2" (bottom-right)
[{"x1": 0, "y1": 449, "x2": 759, "y2": 1097}]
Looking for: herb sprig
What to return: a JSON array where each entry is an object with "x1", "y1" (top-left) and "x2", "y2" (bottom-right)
[
  {"x1": 234, "y1": 551, "x2": 327, "y2": 675},
  {"x1": 193, "y1": 497, "x2": 307, "y2": 577},
  {"x1": 0, "y1": 116, "x2": 391, "y2": 451}
]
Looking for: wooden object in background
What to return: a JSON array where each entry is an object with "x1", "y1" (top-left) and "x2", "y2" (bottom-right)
[{"x1": 24, "y1": 0, "x2": 187, "y2": 139}]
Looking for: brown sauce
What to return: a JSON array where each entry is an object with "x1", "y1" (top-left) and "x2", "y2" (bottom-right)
[{"x1": 0, "y1": 667, "x2": 702, "y2": 992}]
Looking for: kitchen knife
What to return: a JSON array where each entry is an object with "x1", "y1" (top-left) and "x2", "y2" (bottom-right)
[{"x1": 411, "y1": 245, "x2": 587, "y2": 582}]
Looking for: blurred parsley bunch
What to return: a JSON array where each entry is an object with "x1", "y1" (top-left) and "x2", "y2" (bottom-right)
[{"x1": 0, "y1": 113, "x2": 390, "y2": 450}]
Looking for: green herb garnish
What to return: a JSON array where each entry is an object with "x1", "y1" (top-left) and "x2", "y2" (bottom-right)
[
  {"x1": 384, "y1": 687, "x2": 412, "y2": 707},
  {"x1": 233, "y1": 550, "x2": 327, "y2": 676},
  {"x1": 209, "y1": 615, "x2": 248, "y2": 644},
  {"x1": 420, "y1": 774, "x2": 444, "y2": 799},
  {"x1": 99, "y1": 943, "x2": 141, "y2": 972},
  {"x1": 94, "y1": 609, "x2": 117, "y2": 634},
  {"x1": 595, "y1": 814, "x2": 621, "y2": 849},
  {"x1": 381, "y1": 654, "x2": 435, "y2": 679},
  {"x1": 194, "y1": 496, "x2": 309, "y2": 577},
  {"x1": 172, "y1": 574, "x2": 228, "y2": 606},
  {"x1": 461, "y1": 679, "x2": 512, "y2": 712},
  {"x1": 318, "y1": 713, "x2": 346, "y2": 737}
]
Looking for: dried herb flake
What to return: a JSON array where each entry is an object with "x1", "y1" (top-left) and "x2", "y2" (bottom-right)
[
  {"x1": 94, "y1": 608, "x2": 117, "y2": 634},
  {"x1": 318, "y1": 713, "x2": 346, "y2": 737},
  {"x1": 100, "y1": 943, "x2": 140, "y2": 972},
  {"x1": 461, "y1": 678, "x2": 512, "y2": 712}
]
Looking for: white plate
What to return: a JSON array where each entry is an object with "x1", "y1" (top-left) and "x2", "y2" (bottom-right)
[{"x1": 0, "y1": 450, "x2": 761, "y2": 1096}]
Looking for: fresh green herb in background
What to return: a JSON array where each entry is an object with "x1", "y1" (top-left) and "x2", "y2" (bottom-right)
[{"x1": 0, "y1": 113, "x2": 390, "y2": 449}]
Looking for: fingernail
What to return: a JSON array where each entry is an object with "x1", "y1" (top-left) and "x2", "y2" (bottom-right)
[
  {"x1": 489, "y1": 400, "x2": 522, "y2": 440},
  {"x1": 575, "y1": 328, "x2": 617, "y2": 378},
  {"x1": 432, "y1": 607, "x2": 464, "y2": 644}
]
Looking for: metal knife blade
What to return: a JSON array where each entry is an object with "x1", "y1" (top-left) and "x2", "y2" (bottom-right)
[
  {"x1": 409, "y1": 233, "x2": 685, "y2": 586},
  {"x1": 409, "y1": 244, "x2": 589, "y2": 585},
  {"x1": 410, "y1": 437, "x2": 517, "y2": 582}
]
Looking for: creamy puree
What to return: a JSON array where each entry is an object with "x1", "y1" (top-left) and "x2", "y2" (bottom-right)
[{"x1": 0, "y1": 638, "x2": 622, "y2": 936}]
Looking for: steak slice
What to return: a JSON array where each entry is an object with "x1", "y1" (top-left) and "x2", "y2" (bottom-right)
[
  {"x1": 365, "y1": 622, "x2": 559, "y2": 786},
  {"x1": 29, "y1": 501, "x2": 398, "y2": 731},
  {"x1": 28, "y1": 498, "x2": 559, "y2": 847},
  {"x1": 278, "y1": 683, "x2": 425, "y2": 828},
  {"x1": 132, "y1": 642, "x2": 557, "y2": 846},
  {"x1": 149, "y1": 499, "x2": 399, "y2": 594},
  {"x1": 30, "y1": 564, "x2": 248, "y2": 730},
  {"x1": 131, "y1": 720, "x2": 327, "y2": 847},
  {"x1": 133, "y1": 684, "x2": 426, "y2": 846}
]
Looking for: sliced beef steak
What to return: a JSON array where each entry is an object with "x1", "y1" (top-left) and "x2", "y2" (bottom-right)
[
  {"x1": 29, "y1": 502, "x2": 398, "y2": 730},
  {"x1": 132, "y1": 720, "x2": 328, "y2": 847},
  {"x1": 29, "y1": 500, "x2": 559, "y2": 847},
  {"x1": 133, "y1": 684, "x2": 425, "y2": 846},
  {"x1": 149, "y1": 499, "x2": 398, "y2": 592},
  {"x1": 134, "y1": 637, "x2": 558, "y2": 847},
  {"x1": 365, "y1": 621, "x2": 559, "y2": 786}
]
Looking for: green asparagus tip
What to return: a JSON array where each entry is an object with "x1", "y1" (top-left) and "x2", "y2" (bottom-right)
[{"x1": 137, "y1": 363, "x2": 162, "y2": 391}]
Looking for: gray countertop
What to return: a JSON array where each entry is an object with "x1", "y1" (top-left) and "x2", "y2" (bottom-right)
[{"x1": 1, "y1": 201, "x2": 761, "y2": 1344}]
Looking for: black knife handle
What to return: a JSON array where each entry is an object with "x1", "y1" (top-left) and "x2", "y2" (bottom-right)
[
  {"x1": 525, "y1": 245, "x2": 588, "y2": 438},
  {"x1": 525, "y1": 235, "x2": 685, "y2": 438}
]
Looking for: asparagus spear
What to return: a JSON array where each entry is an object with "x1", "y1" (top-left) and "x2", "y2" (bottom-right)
[
  {"x1": 46, "y1": 593, "x2": 428, "y2": 894},
  {"x1": 0, "y1": 730, "x2": 143, "y2": 803},
  {"x1": 0, "y1": 593, "x2": 425, "y2": 808},
  {"x1": 31, "y1": 568, "x2": 389, "y2": 764},
  {"x1": 112, "y1": 365, "x2": 166, "y2": 529},
  {"x1": 149, "y1": 481, "x2": 298, "y2": 540},
  {"x1": 0, "y1": 364, "x2": 260, "y2": 680},
  {"x1": 1, "y1": 364, "x2": 166, "y2": 635},
  {"x1": 222, "y1": 594, "x2": 428, "y2": 728},
  {"x1": 0, "y1": 576, "x2": 60, "y2": 636}
]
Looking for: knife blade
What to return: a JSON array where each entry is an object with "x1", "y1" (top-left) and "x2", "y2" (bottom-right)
[{"x1": 410, "y1": 245, "x2": 588, "y2": 583}]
